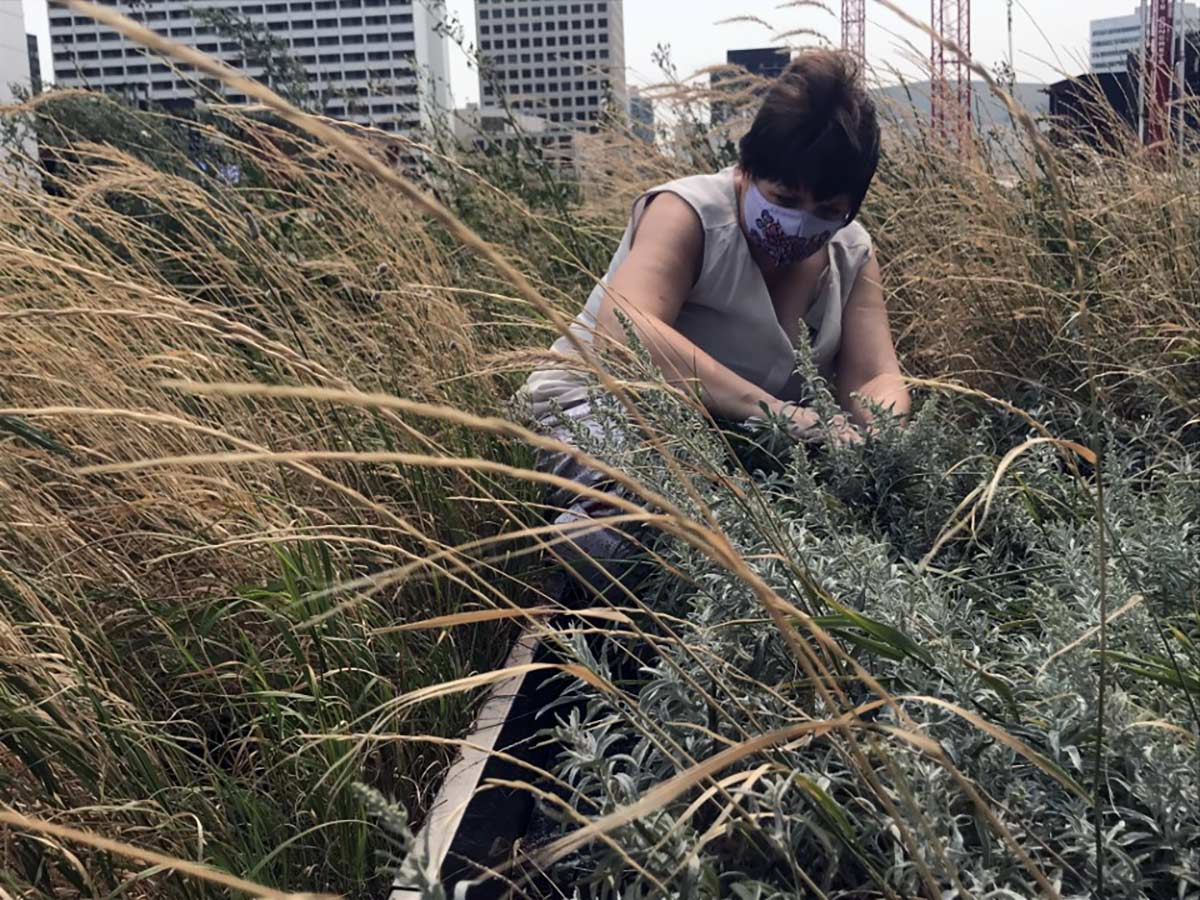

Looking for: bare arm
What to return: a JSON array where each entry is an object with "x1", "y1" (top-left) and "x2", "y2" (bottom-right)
[
  {"x1": 592, "y1": 192, "x2": 787, "y2": 422},
  {"x1": 835, "y1": 254, "x2": 911, "y2": 429}
]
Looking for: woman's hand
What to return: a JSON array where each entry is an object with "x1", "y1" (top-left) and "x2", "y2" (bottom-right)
[
  {"x1": 776, "y1": 402, "x2": 863, "y2": 446},
  {"x1": 829, "y1": 415, "x2": 864, "y2": 446},
  {"x1": 777, "y1": 401, "x2": 820, "y2": 442}
]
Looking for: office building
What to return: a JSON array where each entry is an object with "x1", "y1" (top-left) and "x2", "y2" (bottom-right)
[
  {"x1": 1056, "y1": 22, "x2": 1200, "y2": 150},
  {"x1": 1, "y1": 5, "x2": 36, "y2": 178},
  {"x1": 711, "y1": 46, "x2": 791, "y2": 126},
  {"x1": 1, "y1": 5, "x2": 34, "y2": 105},
  {"x1": 1090, "y1": 3, "x2": 1199, "y2": 73},
  {"x1": 48, "y1": 0, "x2": 451, "y2": 133},
  {"x1": 726, "y1": 47, "x2": 791, "y2": 80},
  {"x1": 452, "y1": 100, "x2": 550, "y2": 152},
  {"x1": 27, "y1": 34, "x2": 43, "y2": 95},
  {"x1": 474, "y1": 0, "x2": 627, "y2": 146},
  {"x1": 629, "y1": 86, "x2": 653, "y2": 142}
]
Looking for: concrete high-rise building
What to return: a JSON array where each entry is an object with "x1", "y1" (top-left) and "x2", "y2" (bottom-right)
[
  {"x1": 48, "y1": 0, "x2": 451, "y2": 133},
  {"x1": 474, "y1": 0, "x2": 627, "y2": 146},
  {"x1": 1090, "y1": 3, "x2": 1200, "y2": 73},
  {"x1": 1, "y1": 5, "x2": 37, "y2": 179},
  {"x1": 629, "y1": 86, "x2": 653, "y2": 142},
  {"x1": 1, "y1": 5, "x2": 34, "y2": 105},
  {"x1": 27, "y1": 34, "x2": 43, "y2": 95}
]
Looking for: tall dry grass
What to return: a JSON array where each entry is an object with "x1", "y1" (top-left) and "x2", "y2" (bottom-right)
[
  {"x1": 1, "y1": 2, "x2": 1199, "y2": 897},
  {"x1": 0, "y1": 91, "x2": 562, "y2": 896}
]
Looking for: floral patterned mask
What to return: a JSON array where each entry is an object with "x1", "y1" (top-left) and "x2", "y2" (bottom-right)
[{"x1": 743, "y1": 182, "x2": 845, "y2": 267}]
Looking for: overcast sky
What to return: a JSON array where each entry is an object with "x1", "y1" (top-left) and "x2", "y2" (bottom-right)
[{"x1": 19, "y1": 0, "x2": 1148, "y2": 103}]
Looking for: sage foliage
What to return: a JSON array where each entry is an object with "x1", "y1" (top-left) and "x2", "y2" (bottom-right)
[{"x1": 542, "y1": 359, "x2": 1199, "y2": 899}]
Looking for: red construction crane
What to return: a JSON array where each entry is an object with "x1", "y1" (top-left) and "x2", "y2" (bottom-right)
[
  {"x1": 842, "y1": 0, "x2": 866, "y2": 72},
  {"x1": 929, "y1": 0, "x2": 971, "y2": 145},
  {"x1": 1142, "y1": 0, "x2": 1175, "y2": 146}
]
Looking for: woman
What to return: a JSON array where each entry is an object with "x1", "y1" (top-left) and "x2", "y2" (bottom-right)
[{"x1": 525, "y1": 50, "x2": 910, "y2": 599}]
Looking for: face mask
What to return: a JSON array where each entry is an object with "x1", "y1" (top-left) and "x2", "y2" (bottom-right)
[{"x1": 743, "y1": 182, "x2": 845, "y2": 267}]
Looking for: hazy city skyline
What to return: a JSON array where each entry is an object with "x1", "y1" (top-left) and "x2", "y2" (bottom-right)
[{"x1": 20, "y1": 0, "x2": 1166, "y2": 103}]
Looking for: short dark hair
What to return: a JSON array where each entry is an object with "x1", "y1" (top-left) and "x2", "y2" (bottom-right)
[{"x1": 738, "y1": 50, "x2": 881, "y2": 222}]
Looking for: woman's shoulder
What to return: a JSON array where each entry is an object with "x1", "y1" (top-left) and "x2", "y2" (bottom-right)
[
  {"x1": 644, "y1": 167, "x2": 739, "y2": 231},
  {"x1": 833, "y1": 219, "x2": 872, "y2": 255},
  {"x1": 826, "y1": 220, "x2": 873, "y2": 294}
]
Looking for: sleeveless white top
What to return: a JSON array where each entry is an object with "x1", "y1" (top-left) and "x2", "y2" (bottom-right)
[{"x1": 524, "y1": 166, "x2": 873, "y2": 420}]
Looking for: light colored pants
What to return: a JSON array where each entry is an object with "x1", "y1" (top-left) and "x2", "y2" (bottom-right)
[{"x1": 534, "y1": 399, "x2": 643, "y2": 602}]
